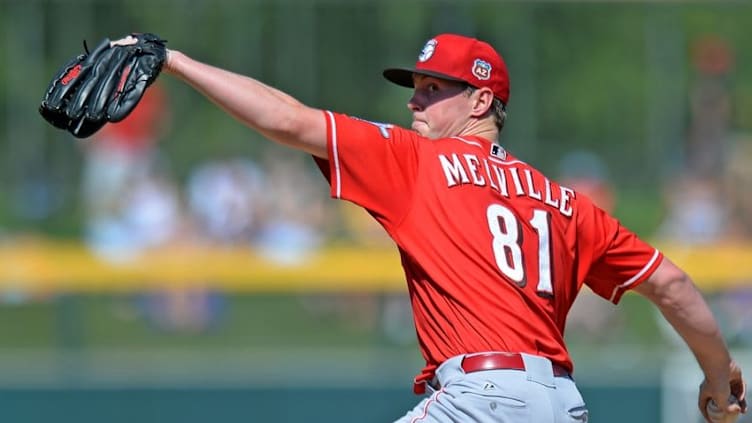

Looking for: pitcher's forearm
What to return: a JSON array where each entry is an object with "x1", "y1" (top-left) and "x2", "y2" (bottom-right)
[
  {"x1": 656, "y1": 279, "x2": 731, "y2": 381},
  {"x1": 636, "y1": 261, "x2": 733, "y2": 396}
]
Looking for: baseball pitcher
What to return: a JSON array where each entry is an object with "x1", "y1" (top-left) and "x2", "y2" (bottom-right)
[{"x1": 40, "y1": 32, "x2": 746, "y2": 423}]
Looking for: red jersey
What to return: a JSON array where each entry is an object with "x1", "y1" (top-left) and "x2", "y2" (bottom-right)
[{"x1": 315, "y1": 111, "x2": 663, "y2": 386}]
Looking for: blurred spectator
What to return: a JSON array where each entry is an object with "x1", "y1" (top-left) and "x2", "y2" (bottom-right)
[
  {"x1": 137, "y1": 287, "x2": 226, "y2": 334},
  {"x1": 118, "y1": 165, "x2": 228, "y2": 334},
  {"x1": 656, "y1": 172, "x2": 728, "y2": 245},
  {"x1": 686, "y1": 35, "x2": 735, "y2": 179},
  {"x1": 557, "y1": 151, "x2": 625, "y2": 342},
  {"x1": 186, "y1": 157, "x2": 266, "y2": 245},
  {"x1": 723, "y1": 136, "x2": 752, "y2": 240},
  {"x1": 655, "y1": 36, "x2": 741, "y2": 245},
  {"x1": 80, "y1": 83, "x2": 168, "y2": 214},
  {"x1": 556, "y1": 150, "x2": 615, "y2": 212},
  {"x1": 84, "y1": 164, "x2": 183, "y2": 262},
  {"x1": 10, "y1": 170, "x2": 64, "y2": 222},
  {"x1": 80, "y1": 83, "x2": 172, "y2": 261},
  {"x1": 713, "y1": 287, "x2": 752, "y2": 348},
  {"x1": 253, "y1": 147, "x2": 331, "y2": 265}
]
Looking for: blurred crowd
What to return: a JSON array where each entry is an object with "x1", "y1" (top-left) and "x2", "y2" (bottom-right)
[
  {"x1": 72, "y1": 83, "x2": 403, "y2": 339},
  {"x1": 78, "y1": 84, "x2": 392, "y2": 264},
  {"x1": 566, "y1": 35, "x2": 752, "y2": 349}
]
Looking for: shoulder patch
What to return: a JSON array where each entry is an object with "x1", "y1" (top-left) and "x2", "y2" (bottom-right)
[
  {"x1": 490, "y1": 143, "x2": 507, "y2": 159},
  {"x1": 352, "y1": 116, "x2": 394, "y2": 139}
]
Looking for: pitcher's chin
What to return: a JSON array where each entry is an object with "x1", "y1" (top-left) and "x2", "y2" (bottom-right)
[{"x1": 411, "y1": 121, "x2": 428, "y2": 135}]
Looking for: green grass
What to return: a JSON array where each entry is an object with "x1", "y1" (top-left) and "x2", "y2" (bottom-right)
[{"x1": 0, "y1": 293, "x2": 409, "y2": 350}]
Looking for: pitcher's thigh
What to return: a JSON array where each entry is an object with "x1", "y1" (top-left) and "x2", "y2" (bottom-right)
[
  {"x1": 394, "y1": 384, "x2": 531, "y2": 423},
  {"x1": 552, "y1": 377, "x2": 588, "y2": 423}
]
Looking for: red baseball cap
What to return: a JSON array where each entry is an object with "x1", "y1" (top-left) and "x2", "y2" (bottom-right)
[{"x1": 383, "y1": 33, "x2": 510, "y2": 105}]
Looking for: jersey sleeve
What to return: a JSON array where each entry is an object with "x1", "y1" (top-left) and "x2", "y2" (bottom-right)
[
  {"x1": 578, "y1": 198, "x2": 663, "y2": 304},
  {"x1": 316, "y1": 111, "x2": 420, "y2": 231}
]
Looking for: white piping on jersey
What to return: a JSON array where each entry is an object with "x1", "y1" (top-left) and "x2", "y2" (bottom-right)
[
  {"x1": 453, "y1": 136, "x2": 482, "y2": 148},
  {"x1": 325, "y1": 111, "x2": 342, "y2": 198},
  {"x1": 452, "y1": 137, "x2": 526, "y2": 165},
  {"x1": 488, "y1": 156, "x2": 525, "y2": 166},
  {"x1": 608, "y1": 249, "x2": 661, "y2": 302}
]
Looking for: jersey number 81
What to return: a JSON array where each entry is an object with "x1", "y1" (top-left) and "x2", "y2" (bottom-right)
[{"x1": 487, "y1": 204, "x2": 553, "y2": 296}]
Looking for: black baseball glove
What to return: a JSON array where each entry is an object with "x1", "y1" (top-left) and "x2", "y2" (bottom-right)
[{"x1": 39, "y1": 33, "x2": 167, "y2": 138}]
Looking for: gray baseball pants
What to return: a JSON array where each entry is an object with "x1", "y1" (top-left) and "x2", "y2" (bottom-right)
[{"x1": 394, "y1": 353, "x2": 589, "y2": 423}]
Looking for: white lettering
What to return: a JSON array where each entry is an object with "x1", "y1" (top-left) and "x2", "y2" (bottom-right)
[
  {"x1": 437, "y1": 154, "x2": 573, "y2": 218},
  {"x1": 493, "y1": 164, "x2": 509, "y2": 197},
  {"x1": 508, "y1": 168, "x2": 525, "y2": 196},
  {"x1": 483, "y1": 159, "x2": 499, "y2": 193},
  {"x1": 524, "y1": 169, "x2": 542, "y2": 200},
  {"x1": 464, "y1": 154, "x2": 485, "y2": 186},
  {"x1": 544, "y1": 178, "x2": 560, "y2": 208},
  {"x1": 439, "y1": 154, "x2": 470, "y2": 187},
  {"x1": 559, "y1": 186, "x2": 575, "y2": 217}
]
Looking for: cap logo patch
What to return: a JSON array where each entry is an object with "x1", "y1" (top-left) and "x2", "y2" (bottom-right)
[
  {"x1": 472, "y1": 59, "x2": 492, "y2": 81},
  {"x1": 418, "y1": 39, "x2": 437, "y2": 62}
]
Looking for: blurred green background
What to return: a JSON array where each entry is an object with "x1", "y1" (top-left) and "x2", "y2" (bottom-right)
[{"x1": 2, "y1": 0, "x2": 752, "y2": 422}]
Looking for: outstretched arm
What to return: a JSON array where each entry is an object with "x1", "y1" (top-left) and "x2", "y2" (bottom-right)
[
  {"x1": 633, "y1": 258, "x2": 746, "y2": 422},
  {"x1": 163, "y1": 49, "x2": 327, "y2": 158}
]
